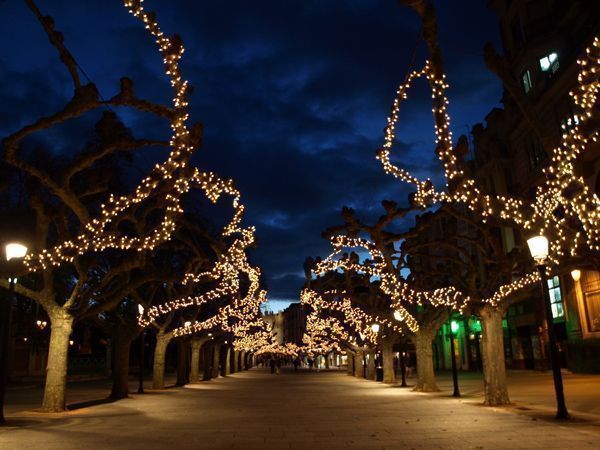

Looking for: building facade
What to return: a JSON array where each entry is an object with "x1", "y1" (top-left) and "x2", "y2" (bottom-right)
[{"x1": 470, "y1": 0, "x2": 600, "y2": 372}]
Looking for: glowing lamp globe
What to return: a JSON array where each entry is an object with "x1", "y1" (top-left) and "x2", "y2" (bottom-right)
[
  {"x1": 526, "y1": 235, "x2": 549, "y2": 265},
  {"x1": 184, "y1": 321, "x2": 192, "y2": 327},
  {"x1": 450, "y1": 320, "x2": 459, "y2": 334},
  {"x1": 5, "y1": 242, "x2": 28, "y2": 261},
  {"x1": 371, "y1": 323, "x2": 380, "y2": 333},
  {"x1": 571, "y1": 269, "x2": 581, "y2": 282},
  {"x1": 138, "y1": 304, "x2": 145, "y2": 315},
  {"x1": 393, "y1": 310, "x2": 402, "y2": 321}
]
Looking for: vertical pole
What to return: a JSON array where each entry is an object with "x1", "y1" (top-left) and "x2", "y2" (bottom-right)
[
  {"x1": 0, "y1": 278, "x2": 16, "y2": 424},
  {"x1": 137, "y1": 329, "x2": 145, "y2": 394},
  {"x1": 538, "y1": 266, "x2": 569, "y2": 419},
  {"x1": 449, "y1": 329, "x2": 460, "y2": 397},
  {"x1": 399, "y1": 351, "x2": 407, "y2": 387}
]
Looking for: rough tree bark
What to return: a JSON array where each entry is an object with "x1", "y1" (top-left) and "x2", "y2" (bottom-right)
[
  {"x1": 346, "y1": 350, "x2": 355, "y2": 375},
  {"x1": 367, "y1": 349, "x2": 377, "y2": 380},
  {"x1": 479, "y1": 305, "x2": 510, "y2": 405},
  {"x1": 110, "y1": 328, "x2": 134, "y2": 398},
  {"x1": 203, "y1": 344, "x2": 213, "y2": 380},
  {"x1": 152, "y1": 331, "x2": 172, "y2": 389},
  {"x1": 224, "y1": 347, "x2": 231, "y2": 375},
  {"x1": 233, "y1": 350, "x2": 239, "y2": 373},
  {"x1": 382, "y1": 336, "x2": 397, "y2": 384},
  {"x1": 354, "y1": 349, "x2": 364, "y2": 378},
  {"x1": 212, "y1": 343, "x2": 221, "y2": 378},
  {"x1": 412, "y1": 329, "x2": 439, "y2": 392},
  {"x1": 41, "y1": 310, "x2": 74, "y2": 412},
  {"x1": 190, "y1": 337, "x2": 202, "y2": 382}
]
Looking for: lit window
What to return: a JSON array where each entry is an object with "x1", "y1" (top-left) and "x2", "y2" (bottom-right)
[
  {"x1": 547, "y1": 276, "x2": 564, "y2": 319},
  {"x1": 522, "y1": 70, "x2": 533, "y2": 93},
  {"x1": 539, "y1": 52, "x2": 559, "y2": 73}
]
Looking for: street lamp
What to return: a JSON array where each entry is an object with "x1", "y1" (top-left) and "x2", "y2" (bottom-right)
[
  {"x1": 1, "y1": 242, "x2": 28, "y2": 425},
  {"x1": 5, "y1": 243, "x2": 27, "y2": 261},
  {"x1": 137, "y1": 304, "x2": 145, "y2": 394},
  {"x1": 526, "y1": 234, "x2": 569, "y2": 419},
  {"x1": 371, "y1": 323, "x2": 380, "y2": 333},
  {"x1": 393, "y1": 310, "x2": 402, "y2": 321},
  {"x1": 449, "y1": 320, "x2": 460, "y2": 397},
  {"x1": 570, "y1": 269, "x2": 581, "y2": 282}
]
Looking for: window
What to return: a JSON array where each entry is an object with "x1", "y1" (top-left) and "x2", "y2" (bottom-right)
[
  {"x1": 539, "y1": 52, "x2": 559, "y2": 73},
  {"x1": 547, "y1": 276, "x2": 565, "y2": 320},
  {"x1": 527, "y1": 136, "x2": 547, "y2": 170},
  {"x1": 583, "y1": 290, "x2": 600, "y2": 333},
  {"x1": 561, "y1": 115, "x2": 581, "y2": 133},
  {"x1": 522, "y1": 70, "x2": 533, "y2": 93}
]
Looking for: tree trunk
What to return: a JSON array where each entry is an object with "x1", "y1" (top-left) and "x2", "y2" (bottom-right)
[
  {"x1": 176, "y1": 339, "x2": 189, "y2": 386},
  {"x1": 212, "y1": 343, "x2": 221, "y2": 378},
  {"x1": 367, "y1": 349, "x2": 376, "y2": 380},
  {"x1": 190, "y1": 338, "x2": 202, "y2": 382},
  {"x1": 152, "y1": 332, "x2": 171, "y2": 389},
  {"x1": 413, "y1": 330, "x2": 439, "y2": 392},
  {"x1": 354, "y1": 349, "x2": 364, "y2": 378},
  {"x1": 224, "y1": 347, "x2": 231, "y2": 375},
  {"x1": 382, "y1": 336, "x2": 396, "y2": 384},
  {"x1": 203, "y1": 343, "x2": 213, "y2": 380},
  {"x1": 346, "y1": 351, "x2": 355, "y2": 375},
  {"x1": 110, "y1": 329, "x2": 133, "y2": 399},
  {"x1": 480, "y1": 305, "x2": 510, "y2": 406},
  {"x1": 232, "y1": 350, "x2": 239, "y2": 373},
  {"x1": 41, "y1": 310, "x2": 74, "y2": 412}
]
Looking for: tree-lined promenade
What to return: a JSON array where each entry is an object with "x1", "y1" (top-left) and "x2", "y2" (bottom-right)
[{"x1": 1, "y1": 0, "x2": 598, "y2": 446}]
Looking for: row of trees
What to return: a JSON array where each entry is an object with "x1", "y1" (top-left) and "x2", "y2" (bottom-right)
[
  {"x1": 300, "y1": 0, "x2": 599, "y2": 407},
  {"x1": 1, "y1": 0, "x2": 272, "y2": 413}
]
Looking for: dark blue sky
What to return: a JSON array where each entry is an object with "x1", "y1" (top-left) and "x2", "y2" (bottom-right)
[{"x1": 0, "y1": 0, "x2": 502, "y2": 311}]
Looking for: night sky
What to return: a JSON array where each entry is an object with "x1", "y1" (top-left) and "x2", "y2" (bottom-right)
[{"x1": 0, "y1": 0, "x2": 502, "y2": 311}]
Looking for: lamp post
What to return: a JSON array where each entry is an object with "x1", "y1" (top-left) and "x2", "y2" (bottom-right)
[
  {"x1": 137, "y1": 304, "x2": 145, "y2": 394},
  {"x1": 399, "y1": 351, "x2": 407, "y2": 387},
  {"x1": 1, "y1": 242, "x2": 28, "y2": 425},
  {"x1": 449, "y1": 320, "x2": 460, "y2": 398},
  {"x1": 526, "y1": 235, "x2": 569, "y2": 419}
]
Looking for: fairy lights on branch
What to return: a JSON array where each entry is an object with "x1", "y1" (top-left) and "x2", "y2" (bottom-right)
[{"x1": 377, "y1": 35, "x2": 599, "y2": 266}]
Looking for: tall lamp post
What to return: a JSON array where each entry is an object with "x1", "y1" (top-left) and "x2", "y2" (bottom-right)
[
  {"x1": 526, "y1": 235, "x2": 569, "y2": 419},
  {"x1": 137, "y1": 304, "x2": 145, "y2": 394},
  {"x1": 1, "y1": 242, "x2": 28, "y2": 425},
  {"x1": 394, "y1": 311, "x2": 408, "y2": 387},
  {"x1": 449, "y1": 320, "x2": 460, "y2": 398}
]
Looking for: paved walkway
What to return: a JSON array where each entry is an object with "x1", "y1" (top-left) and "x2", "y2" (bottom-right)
[{"x1": 1, "y1": 368, "x2": 599, "y2": 449}]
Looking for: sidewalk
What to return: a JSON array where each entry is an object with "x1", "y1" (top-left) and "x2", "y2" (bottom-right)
[
  {"x1": 1, "y1": 369, "x2": 598, "y2": 449},
  {"x1": 4, "y1": 374, "x2": 178, "y2": 415},
  {"x1": 429, "y1": 369, "x2": 600, "y2": 420}
]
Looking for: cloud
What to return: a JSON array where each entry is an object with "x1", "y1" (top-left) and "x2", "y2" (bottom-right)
[{"x1": 0, "y1": 0, "x2": 503, "y2": 310}]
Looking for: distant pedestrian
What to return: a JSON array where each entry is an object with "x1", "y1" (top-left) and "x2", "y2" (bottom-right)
[
  {"x1": 275, "y1": 358, "x2": 281, "y2": 375},
  {"x1": 293, "y1": 358, "x2": 300, "y2": 372},
  {"x1": 270, "y1": 358, "x2": 276, "y2": 374}
]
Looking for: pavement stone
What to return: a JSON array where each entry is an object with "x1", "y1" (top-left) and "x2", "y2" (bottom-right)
[{"x1": 1, "y1": 368, "x2": 599, "y2": 449}]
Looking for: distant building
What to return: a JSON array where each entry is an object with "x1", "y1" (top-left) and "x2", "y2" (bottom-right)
[
  {"x1": 263, "y1": 312, "x2": 285, "y2": 345},
  {"x1": 282, "y1": 303, "x2": 308, "y2": 345}
]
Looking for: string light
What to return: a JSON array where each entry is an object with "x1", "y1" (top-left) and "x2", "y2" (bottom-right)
[{"x1": 376, "y1": 37, "x2": 599, "y2": 266}]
